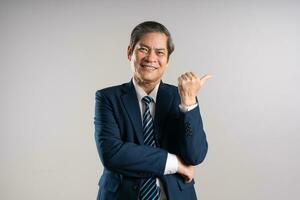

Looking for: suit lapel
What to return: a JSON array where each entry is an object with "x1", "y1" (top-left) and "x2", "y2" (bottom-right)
[
  {"x1": 121, "y1": 81, "x2": 144, "y2": 144},
  {"x1": 154, "y1": 82, "x2": 174, "y2": 145}
]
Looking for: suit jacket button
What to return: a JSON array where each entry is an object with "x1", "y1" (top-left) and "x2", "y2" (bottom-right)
[
  {"x1": 184, "y1": 122, "x2": 191, "y2": 129},
  {"x1": 184, "y1": 122, "x2": 192, "y2": 136}
]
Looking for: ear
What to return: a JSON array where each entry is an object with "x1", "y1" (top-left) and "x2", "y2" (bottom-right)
[{"x1": 127, "y1": 46, "x2": 132, "y2": 61}]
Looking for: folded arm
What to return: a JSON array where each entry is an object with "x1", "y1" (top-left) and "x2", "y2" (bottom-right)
[{"x1": 94, "y1": 91, "x2": 168, "y2": 178}]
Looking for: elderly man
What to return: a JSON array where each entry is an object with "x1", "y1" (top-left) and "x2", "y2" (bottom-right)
[{"x1": 94, "y1": 21, "x2": 210, "y2": 200}]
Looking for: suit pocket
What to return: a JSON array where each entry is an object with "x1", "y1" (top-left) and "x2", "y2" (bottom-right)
[
  {"x1": 177, "y1": 178, "x2": 195, "y2": 191},
  {"x1": 99, "y1": 173, "x2": 121, "y2": 192}
]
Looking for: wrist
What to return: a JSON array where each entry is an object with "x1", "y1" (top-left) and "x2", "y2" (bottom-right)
[{"x1": 180, "y1": 97, "x2": 196, "y2": 107}]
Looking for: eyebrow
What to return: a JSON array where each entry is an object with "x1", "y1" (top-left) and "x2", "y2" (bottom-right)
[{"x1": 139, "y1": 43, "x2": 167, "y2": 51}]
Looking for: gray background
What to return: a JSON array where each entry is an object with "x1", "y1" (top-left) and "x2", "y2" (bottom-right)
[{"x1": 1, "y1": 0, "x2": 299, "y2": 199}]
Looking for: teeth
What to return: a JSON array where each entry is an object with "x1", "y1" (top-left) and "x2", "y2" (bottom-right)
[{"x1": 142, "y1": 65, "x2": 155, "y2": 69}]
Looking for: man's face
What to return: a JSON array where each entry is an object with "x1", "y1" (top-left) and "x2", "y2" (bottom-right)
[{"x1": 128, "y1": 32, "x2": 169, "y2": 85}]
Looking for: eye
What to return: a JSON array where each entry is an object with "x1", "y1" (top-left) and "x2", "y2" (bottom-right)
[
  {"x1": 139, "y1": 47, "x2": 148, "y2": 53},
  {"x1": 157, "y1": 51, "x2": 166, "y2": 56}
]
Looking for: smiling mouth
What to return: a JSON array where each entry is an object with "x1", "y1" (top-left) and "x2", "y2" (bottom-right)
[{"x1": 141, "y1": 64, "x2": 157, "y2": 70}]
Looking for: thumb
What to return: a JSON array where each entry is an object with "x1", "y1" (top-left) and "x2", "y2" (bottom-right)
[{"x1": 200, "y1": 74, "x2": 212, "y2": 85}]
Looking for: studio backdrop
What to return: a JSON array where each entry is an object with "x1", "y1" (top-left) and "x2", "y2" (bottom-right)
[{"x1": 1, "y1": 0, "x2": 300, "y2": 199}]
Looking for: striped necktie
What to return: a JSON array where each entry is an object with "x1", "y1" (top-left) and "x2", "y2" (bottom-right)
[{"x1": 139, "y1": 96, "x2": 160, "y2": 200}]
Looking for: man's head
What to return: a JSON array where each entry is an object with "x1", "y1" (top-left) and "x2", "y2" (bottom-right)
[
  {"x1": 128, "y1": 21, "x2": 175, "y2": 59},
  {"x1": 127, "y1": 21, "x2": 175, "y2": 89}
]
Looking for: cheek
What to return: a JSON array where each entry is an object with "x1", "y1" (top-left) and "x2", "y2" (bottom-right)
[
  {"x1": 159, "y1": 59, "x2": 168, "y2": 69},
  {"x1": 135, "y1": 51, "x2": 145, "y2": 60}
]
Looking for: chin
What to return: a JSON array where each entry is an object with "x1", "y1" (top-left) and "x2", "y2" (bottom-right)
[
  {"x1": 139, "y1": 73, "x2": 153, "y2": 80},
  {"x1": 135, "y1": 71, "x2": 160, "y2": 84},
  {"x1": 141, "y1": 78, "x2": 154, "y2": 83},
  {"x1": 138, "y1": 75, "x2": 156, "y2": 83}
]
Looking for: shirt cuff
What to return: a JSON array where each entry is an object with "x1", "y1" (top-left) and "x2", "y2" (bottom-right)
[
  {"x1": 164, "y1": 153, "x2": 178, "y2": 175},
  {"x1": 179, "y1": 103, "x2": 198, "y2": 112}
]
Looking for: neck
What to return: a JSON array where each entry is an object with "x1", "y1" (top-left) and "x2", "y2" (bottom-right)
[{"x1": 134, "y1": 76, "x2": 160, "y2": 94}]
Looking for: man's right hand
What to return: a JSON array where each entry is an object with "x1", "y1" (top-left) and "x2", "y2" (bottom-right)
[{"x1": 177, "y1": 156, "x2": 195, "y2": 182}]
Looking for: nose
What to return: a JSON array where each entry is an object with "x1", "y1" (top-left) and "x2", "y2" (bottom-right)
[{"x1": 145, "y1": 50, "x2": 157, "y2": 63}]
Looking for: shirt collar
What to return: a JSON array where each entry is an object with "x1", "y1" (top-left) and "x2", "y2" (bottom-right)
[{"x1": 132, "y1": 78, "x2": 160, "y2": 103}]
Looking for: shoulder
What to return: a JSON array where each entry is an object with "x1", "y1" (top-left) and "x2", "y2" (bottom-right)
[
  {"x1": 95, "y1": 82, "x2": 130, "y2": 98},
  {"x1": 160, "y1": 82, "x2": 179, "y2": 95}
]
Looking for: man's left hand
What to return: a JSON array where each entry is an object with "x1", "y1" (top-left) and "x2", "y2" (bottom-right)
[{"x1": 178, "y1": 72, "x2": 211, "y2": 106}]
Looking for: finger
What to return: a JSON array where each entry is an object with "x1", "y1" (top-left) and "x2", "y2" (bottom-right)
[
  {"x1": 188, "y1": 72, "x2": 198, "y2": 79},
  {"x1": 187, "y1": 72, "x2": 201, "y2": 82},
  {"x1": 185, "y1": 177, "x2": 193, "y2": 183},
  {"x1": 185, "y1": 176, "x2": 191, "y2": 182},
  {"x1": 181, "y1": 74, "x2": 188, "y2": 81},
  {"x1": 178, "y1": 76, "x2": 183, "y2": 86},
  {"x1": 184, "y1": 72, "x2": 193, "y2": 80},
  {"x1": 200, "y1": 74, "x2": 212, "y2": 84},
  {"x1": 186, "y1": 72, "x2": 198, "y2": 80}
]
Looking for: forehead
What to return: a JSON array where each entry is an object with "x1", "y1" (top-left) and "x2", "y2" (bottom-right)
[{"x1": 137, "y1": 32, "x2": 168, "y2": 49}]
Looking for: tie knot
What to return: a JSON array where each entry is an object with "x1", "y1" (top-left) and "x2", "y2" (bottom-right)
[{"x1": 142, "y1": 96, "x2": 152, "y2": 105}]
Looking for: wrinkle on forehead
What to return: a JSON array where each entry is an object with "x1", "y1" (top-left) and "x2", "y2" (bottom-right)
[{"x1": 137, "y1": 32, "x2": 168, "y2": 50}]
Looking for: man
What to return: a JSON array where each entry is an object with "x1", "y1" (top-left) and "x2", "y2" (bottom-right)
[{"x1": 94, "y1": 21, "x2": 210, "y2": 200}]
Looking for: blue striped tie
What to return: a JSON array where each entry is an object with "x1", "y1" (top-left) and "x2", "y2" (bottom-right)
[{"x1": 139, "y1": 96, "x2": 160, "y2": 200}]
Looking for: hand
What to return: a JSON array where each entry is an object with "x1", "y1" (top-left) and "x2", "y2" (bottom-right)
[
  {"x1": 177, "y1": 156, "x2": 195, "y2": 182},
  {"x1": 178, "y1": 72, "x2": 211, "y2": 106}
]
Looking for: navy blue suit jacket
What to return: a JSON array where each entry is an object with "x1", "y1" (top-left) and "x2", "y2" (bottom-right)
[{"x1": 94, "y1": 80, "x2": 208, "y2": 200}]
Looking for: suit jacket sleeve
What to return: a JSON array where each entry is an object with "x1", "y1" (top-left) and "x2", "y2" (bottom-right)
[
  {"x1": 94, "y1": 90, "x2": 168, "y2": 178},
  {"x1": 177, "y1": 103, "x2": 208, "y2": 165}
]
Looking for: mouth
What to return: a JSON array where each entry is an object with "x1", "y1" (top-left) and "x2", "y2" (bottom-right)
[{"x1": 141, "y1": 64, "x2": 157, "y2": 70}]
